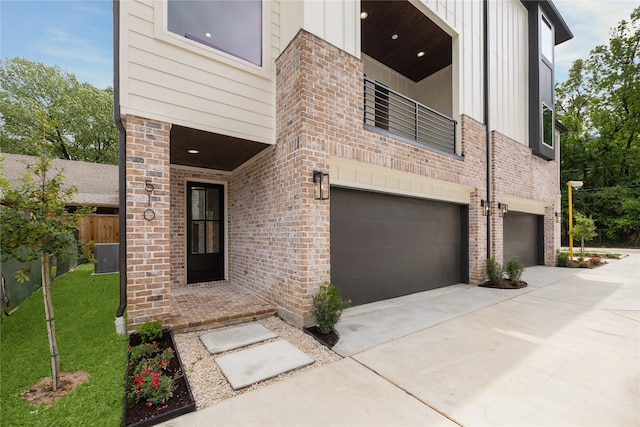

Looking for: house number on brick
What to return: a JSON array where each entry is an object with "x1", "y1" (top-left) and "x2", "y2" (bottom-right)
[{"x1": 143, "y1": 180, "x2": 155, "y2": 221}]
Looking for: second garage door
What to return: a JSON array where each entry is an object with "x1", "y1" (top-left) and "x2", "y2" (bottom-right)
[
  {"x1": 330, "y1": 187, "x2": 467, "y2": 306},
  {"x1": 503, "y1": 212, "x2": 543, "y2": 267}
]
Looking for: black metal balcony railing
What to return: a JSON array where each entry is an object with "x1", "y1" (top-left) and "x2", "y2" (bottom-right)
[{"x1": 363, "y1": 77, "x2": 457, "y2": 155}]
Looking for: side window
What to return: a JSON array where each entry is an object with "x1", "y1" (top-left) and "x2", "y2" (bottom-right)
[
  {"x1": 167, "y1": 0, "x2": 262, "y2": 66},
  {"x1": 540, "y1": 16, "x2": 553, "y2": 64},
  {"x1": 542, "y1": 103, "x2": 553, "y2": 148}
]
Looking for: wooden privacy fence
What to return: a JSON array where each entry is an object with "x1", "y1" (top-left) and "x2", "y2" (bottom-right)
[{"x1": 78, "y1": 214, "x2": 119, "y2": 244}]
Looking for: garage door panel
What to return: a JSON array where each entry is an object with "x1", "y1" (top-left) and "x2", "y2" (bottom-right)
[
  {"x1": 503, "y1": 212, "x2": 541, "y2": 267},
  {"x1": 331, "y1": 188, "x2": 464, "y2": 306}
]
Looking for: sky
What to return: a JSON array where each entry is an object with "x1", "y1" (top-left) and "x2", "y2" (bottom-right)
[{"x1": 0, "y1": 0, "x2": 637, "y2": 89}]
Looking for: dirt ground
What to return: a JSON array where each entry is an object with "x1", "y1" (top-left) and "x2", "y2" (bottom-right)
[{"x1": 22, "y1": 371, "x2": 90, "y2": 408}]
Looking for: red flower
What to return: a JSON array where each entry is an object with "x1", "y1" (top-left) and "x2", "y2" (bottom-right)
[
  {"x1": 147, "y1": 402, "x2": 153, "y2": 407},
  {"x1": 153, "y1": 372, "x2": 159, "y2": 378},
  {"x1": 152, "y1": 378, "x2": 159, "y2": 388}
]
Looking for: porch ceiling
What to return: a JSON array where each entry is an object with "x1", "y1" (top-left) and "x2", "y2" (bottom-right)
[
  {"x1": 170, "y1": 125, "x2": 270, "y2": 171},
  {"x1": 361, "y1": 0, "x2": 452, "y2": 83}
]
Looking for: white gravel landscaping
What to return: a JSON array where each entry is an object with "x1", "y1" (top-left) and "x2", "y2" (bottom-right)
[{"x1": 172, "y1": 316, "x2": 342, "y2": 409}]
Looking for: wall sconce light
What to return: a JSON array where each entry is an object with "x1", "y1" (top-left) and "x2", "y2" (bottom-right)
[
  {"x1": 481, "y1": 199, "x2": 491, "y2": 216},
  {"x1": 313, "y1": 171, "x2": 329, "y2": 200},
  {"x1": 555, "y1": 212, "x2": 560, "y2": 223},
  {"x1": 498, "y1": 203, "x2": 509, "y2": 218}
]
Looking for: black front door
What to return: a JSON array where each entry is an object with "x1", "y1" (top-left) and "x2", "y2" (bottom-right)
[{"x1": 187, "y1": 182, "x2": 224, "y2": 283}]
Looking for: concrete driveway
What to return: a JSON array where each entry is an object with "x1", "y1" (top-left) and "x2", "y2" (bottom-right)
[{"x1": 160, "y1": 250, "x2": 639, "y2": 426}]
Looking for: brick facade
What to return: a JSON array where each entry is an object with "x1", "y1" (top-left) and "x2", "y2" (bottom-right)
[
  {"x1": 491, "y1": 130, "x2": 560, "y2": 265},
  {"x1": 124, "y1": 115, "x2": 172, "y2": 328},
  {"x1": 123, "y1": 30, "x2": 561, "y2": 329}
]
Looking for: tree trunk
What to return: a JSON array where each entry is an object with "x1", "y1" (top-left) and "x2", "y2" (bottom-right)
[
  {"x1": 580, "y1": 237, "x2": 585, "y2": 257},
  {"x1": 41, "y1": 252, "x2": 60, "y2": 391}
]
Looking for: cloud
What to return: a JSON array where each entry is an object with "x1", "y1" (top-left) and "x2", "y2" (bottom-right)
[
  {"x1": 32, "y1": 27, "x2": 112, "y2": 88},
  {"x1": 554, "y1": 0, "x2": 637, "y2": 81}
]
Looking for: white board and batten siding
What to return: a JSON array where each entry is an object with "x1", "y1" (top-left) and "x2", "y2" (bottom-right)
[
  {"x1": 119, "y1": 0, "x2": 281, "y2": 145},
  {"x1": 413, "y1": 0, "x2": 529, "y2": 146},
  {"x1": 119, "y1": 0, "x2": 530, "y2": 148}
]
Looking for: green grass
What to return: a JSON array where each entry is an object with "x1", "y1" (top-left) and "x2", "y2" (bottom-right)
[{"x1": 1, "y1": 264, "x2": 128, "y2": 426}]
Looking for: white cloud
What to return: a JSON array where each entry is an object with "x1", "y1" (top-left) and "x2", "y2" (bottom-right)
[
  {"x1": 554, "y1": 0, "x2": 637, "y2": 82},
  {"x1": 33, "y1": 28, "x2": 112, "y2": 88}
]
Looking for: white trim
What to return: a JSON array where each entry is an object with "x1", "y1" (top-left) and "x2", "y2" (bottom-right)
[
  {"x1": 329, "y1": 156, "x2": 474, "y2": 205},
  {"x1": 153, "y1": 0, "x2": 271, "y2": 80},
  {"x1": 183, "y1": 179, "x2": 229, "y2": 283},
  {"x1": 502, "y1": 195, "x2": 549, "y2": 215}
]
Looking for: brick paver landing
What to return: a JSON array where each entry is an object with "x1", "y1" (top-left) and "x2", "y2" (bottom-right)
[{"x1": 168, "y1": 284, "x2": 276, "y2": 332}]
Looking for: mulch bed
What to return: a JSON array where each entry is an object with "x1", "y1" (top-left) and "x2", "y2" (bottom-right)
[
  {"x1": 479, "y1": 279, "x2": 528, "y2": 289},
  {"x1": 123, "y1": 332, "x2": 195, "y2": 427},
  {"x1": 304, "y1": 326, "x2": 340, "y2": 348}
]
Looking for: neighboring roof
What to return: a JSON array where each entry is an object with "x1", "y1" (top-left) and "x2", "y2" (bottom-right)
[{"x1": 1, "y1": 153, "x2": 119, "y2": 208}]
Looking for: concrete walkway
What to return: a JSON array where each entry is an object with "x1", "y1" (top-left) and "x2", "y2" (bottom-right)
[{"x1": 159, "y1": 250, "x2": 640, "y2": 426}]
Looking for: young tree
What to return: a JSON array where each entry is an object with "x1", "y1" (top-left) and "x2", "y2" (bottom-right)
[
  {"x1": 0, "y1": 57, "x2": 117, "y2": 164},
  {"x1": 572, "y1": 211, "x2": 597, "y2": 257},
  {"x1": 0, "y1": 119, "x2": 93, "y2": 391}
]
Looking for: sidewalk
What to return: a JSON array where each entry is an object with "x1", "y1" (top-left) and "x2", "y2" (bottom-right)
[{"x1": 159, "y1": 251, "x2": 639, "y2": 426}]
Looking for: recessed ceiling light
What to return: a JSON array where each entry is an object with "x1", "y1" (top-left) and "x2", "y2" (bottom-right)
[
  {"x1": 205, "y1": 32, "x2": 212, "y2": 38},
  {"x1": 391, "y1": 34, "x2": 399, "y2": 40},
  {"x1": 417, "y1": 51, "x2": 425, "y2": 57},
  {"x1": 360, "y1": 11, "x2": 368, "y2": 19},
  {"x1": 187, "y1": 149, "x2": 200, "y2": 154}
]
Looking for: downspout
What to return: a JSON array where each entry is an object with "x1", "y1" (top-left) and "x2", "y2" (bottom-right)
[
  {"x1": 483, "y1": 0, "x2": 492, "y2": 259},
  {"x1": 113, "y1": 0, "x2": 127, "y2": 334}
]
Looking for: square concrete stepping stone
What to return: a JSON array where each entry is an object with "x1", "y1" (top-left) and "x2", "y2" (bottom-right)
[
  {"x1": 200, "y1": 323, "x2": 277, "y2": 355},
  {"x1": 216, "y1": 340, "x2": 314, "y2": 390}
]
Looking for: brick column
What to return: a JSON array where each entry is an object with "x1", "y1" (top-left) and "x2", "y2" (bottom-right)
[{"x1": 124, "y1": 115, "x2": 171, "y2": 329}]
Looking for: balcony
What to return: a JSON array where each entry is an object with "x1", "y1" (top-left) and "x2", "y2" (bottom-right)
[{"x1": 363, "y1": 77, "x2": 457, "y2": 155}]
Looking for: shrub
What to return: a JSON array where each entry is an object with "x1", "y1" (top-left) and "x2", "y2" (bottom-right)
[
  {"x1": 312, "y1": 282, "x2": 351, "y2": 335},
  {"x1": 137, "y1": 318, "x2": 164, "y2": 344},
  {"x1": 556, "y1": 250, "x2": 570, "y2": 267},
  {"x1": 504, "y1": 257, "x2": 525, "y2": 283},
  {"x1": 589, "y1": 256, "x2": 601, "y2": 266},
  {"x1": 485, "y1": 258, "x2": 504, "y2": 286}
]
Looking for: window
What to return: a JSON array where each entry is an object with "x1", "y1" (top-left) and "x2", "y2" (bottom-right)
[
  {"x1": 541, "y1": 16, "x2": 553, "y2": 64},
  {"x1": 167, "y1": 0, "x2": 262, "y2": 66},
  {"x1": 542, "y1": 103, "x2": 553, "y2": 148}
]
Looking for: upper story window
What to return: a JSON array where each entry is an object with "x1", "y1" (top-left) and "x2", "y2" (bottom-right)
[
  {"x1": 542, "y1": 103, "x2": 553, "y2": 148},
  {"x1": 167, "y1": 0, "x2": 262, "y2": 66},
  {"x1": 540, "y1": 16, "x2": 553, "y2": 64}
]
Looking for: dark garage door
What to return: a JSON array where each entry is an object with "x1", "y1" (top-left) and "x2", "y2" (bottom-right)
[
  {"x1": 503, "y1": 212, "x2": 543, "y2": 267},
  {"x1": 330, "y1": 187, "x2": 467, "y2": 306}
]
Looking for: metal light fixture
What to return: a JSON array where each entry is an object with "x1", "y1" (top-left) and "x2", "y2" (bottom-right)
[
  {"x1": 313, "y1": 171, "x2": 329, "y2": 200},
  {"x1": 555, "y1": 212, "x2": 560, "y2": 223},
  {"x1": 481, "y1": 199, "x2": 491, "y2": 216},
  {"x1": 568, "y1": 180, "x2": 584, "y2": 261},
  {"x1": 498, "y1": 203, "x2": 509, "y2": 218}
]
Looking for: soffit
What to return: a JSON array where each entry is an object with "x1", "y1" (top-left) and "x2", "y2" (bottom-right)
[{"x1": 360, "y1": 0, "x2": 452, "y2": 82}]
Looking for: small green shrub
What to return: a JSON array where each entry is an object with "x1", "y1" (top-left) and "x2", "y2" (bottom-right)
[
  {"x1": 556, "y1": 250, "x2": 570, "y2": 267},
  {"x1": 137, "y1": 318, "x2": 164, "y2": 343},
  {"x1": 312, "y1": 282, "x2": 351, "y2": 335},
  {"x1": 505, "y1": 257, "x2": 525, "y2": 283},
  {"x1": 485, "y1": 258, "x2": 504, "y2": 286}
]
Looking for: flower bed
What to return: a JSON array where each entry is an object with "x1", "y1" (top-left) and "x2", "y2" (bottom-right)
[{"x1": 122, "y1": 331, "x2": 195, "y2": 427}]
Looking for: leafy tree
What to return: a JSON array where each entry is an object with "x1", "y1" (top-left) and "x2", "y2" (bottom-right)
[
  {"x1": 0, "y1": 57, "x2": 117, "y2": 164},
  {"x1": 572, "y1": 211, "x2": 597, "y2": 257},
  {"x1": 0, "y1": 118, "x2": 93, "y2": 391},
  {"x1": 557, "y1": 7, "x2": 640, "y2": 246}
]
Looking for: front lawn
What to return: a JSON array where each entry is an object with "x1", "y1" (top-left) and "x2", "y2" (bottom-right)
[{"x1": 0, "y1": 264, "x2": 128, "y2": 426}]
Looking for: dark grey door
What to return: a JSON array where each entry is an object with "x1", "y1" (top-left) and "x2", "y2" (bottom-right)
[
  {"x1": 187, "y1": 182, "x2": 224, "y2": 283},
  {"x1": 331, "y1": 187, "x2": 466, "y2": 306},
  {"x1": 503, "y1": 212, "x2": 543, "y2": 267}
]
